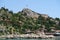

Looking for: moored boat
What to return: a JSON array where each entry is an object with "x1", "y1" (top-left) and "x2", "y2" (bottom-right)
[{"x1": 54, "y1": 32, "x2": 60, "y2": 36}]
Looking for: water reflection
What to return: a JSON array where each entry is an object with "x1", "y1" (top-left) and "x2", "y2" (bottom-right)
[
  {"x1": 0, "y1": 37, "x2": 60, "y2": 40},
  {"x1": 18, "y1": 38, "x2": 55, "y2": 40}
]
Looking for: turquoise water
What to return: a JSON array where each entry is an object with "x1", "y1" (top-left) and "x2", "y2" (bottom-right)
[{"x1": 0, "y1": 36, "x2": 60, "y2": 40}]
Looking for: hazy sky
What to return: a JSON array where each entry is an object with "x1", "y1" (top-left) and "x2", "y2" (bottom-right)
[{"x1": 0, "y1": 0, "x2": 60, "y2": 18}]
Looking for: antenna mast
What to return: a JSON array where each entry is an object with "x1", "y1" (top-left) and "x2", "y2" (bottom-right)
[
  {"x1": 26, "y1": 4, "x2": 28, "y2": 8},
  {"x1": 25, "y1": 0, "x2": 29, "y2": 8},
  {"x1": 3, "y1": 0, "x2": 5, "y2": 8}
]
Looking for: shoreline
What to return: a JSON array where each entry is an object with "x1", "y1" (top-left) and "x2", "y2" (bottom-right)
[{"x1": 0, "y1": 33, "x2": 55, "y2": 39}]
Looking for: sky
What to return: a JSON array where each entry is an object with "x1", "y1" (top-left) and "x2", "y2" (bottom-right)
[{"x1": 0, "y1": 0, "x2": 60, "y2": 18}]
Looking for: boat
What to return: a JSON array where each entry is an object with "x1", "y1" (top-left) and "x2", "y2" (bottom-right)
[{"x1": 54, "y1": 32, "x2": 60, "y2": 36}]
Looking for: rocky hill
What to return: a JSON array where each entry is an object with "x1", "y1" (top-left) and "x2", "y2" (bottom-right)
[{"x1": 0, "y1": 7, "x2": 60, "y2": 35}]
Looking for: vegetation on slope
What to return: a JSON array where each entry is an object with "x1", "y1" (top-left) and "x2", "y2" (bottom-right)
[{"x1": 0, "y1": 7, "x2": 60, "y2": 35}]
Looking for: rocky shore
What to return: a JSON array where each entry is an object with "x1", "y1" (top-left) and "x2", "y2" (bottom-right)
[{"x1": 0, "y1": 33, "x2": 54, "y2": 39}]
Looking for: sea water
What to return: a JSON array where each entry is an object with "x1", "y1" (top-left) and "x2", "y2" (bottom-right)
[{"x1": 0, "y1": 36, "x2": 60, "y2": 40}]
